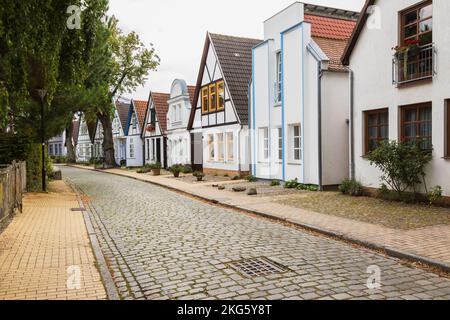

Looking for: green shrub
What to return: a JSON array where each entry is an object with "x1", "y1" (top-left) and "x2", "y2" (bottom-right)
[
  {"x1": 339, "y1": 179, "x2": 363, "y2": 197},
  {"x1": 367, "y1": 140, "x2": 432, "y2": 199},
  {"x1": 284, "y1": 179, "x2": 299, "y2": 189},
  {"x1": 427, "y1": 186, "x2": 443, "y2": 205},
  {"x1": 182, "y1": 164, "x2": 193, "y2": 174},
  {"x1": 193, "y1": 171, "x2": 205, "y2": 181},
  {"x1": 148, "y1": 162, "x2": 162, "y2": 170},
  {"x1": 224, "y1": 173, "x2": 229, "y2": 178},
  {"x1": 232, "y1": 175, "x2": 240, "y2": 181},
  {"x1": 246, "y1": 175, "x2": 257, "y2": 182},
  {"x1": 307, "y1": 185, "x2": 319, "y2": 192},
  {"x1": 169, "y1": 164, "x2": 183, "y2": 177},
  {"x1": 270, "y1": 180, "x2": 280, "y2": 187}
]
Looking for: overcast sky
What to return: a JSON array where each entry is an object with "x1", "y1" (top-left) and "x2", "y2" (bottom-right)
[{"x1": 108, "y1": 0, "x2": 365, "y2": 100}]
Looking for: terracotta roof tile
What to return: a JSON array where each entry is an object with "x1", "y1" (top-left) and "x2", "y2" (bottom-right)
[
  {"x1": 115, "y1": 102, "x2": 130, "y2": 132},
  {"x1": 304, "y1": 13, "x2": 356, "y2": 71},
  {"x1": 133, "y1": 100, "x2": 148, "y2": 130},
  {"x1": 187, "y1": 86, "x2": 196, "y2": 106},
  {"x1": 313, "y1": 37, "x2": 348, "y2": 72},
  {"x1": 151, "y1": 92, "x2": 170, "y2": 133},
  {"x1": 305, "y1": 14, "x2": 356, "y2": 40},
  {"x1": 209, "y1": 33, "x2": 262, "y2": 125}
]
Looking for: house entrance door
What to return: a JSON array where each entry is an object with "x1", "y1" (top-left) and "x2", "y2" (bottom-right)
[{"x1": 156, "y1": 138, "x2": 161, "y2": 164}]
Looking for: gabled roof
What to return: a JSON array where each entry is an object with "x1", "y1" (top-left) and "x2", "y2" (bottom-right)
[
  {"x1": 342, "y1": 0, "x2": 375, "y2": 65},
  {"x1": 187, "y1": 85, "x2": 196, "y2": 106},
  {"x1": 188, "y1": 32, "x2": 262, "y2": 129},
  {"x1": 150, "y1": 92, "x2": 170, "y2": 133},
  {"x1": 72, "y1": 120, "x2": 79, "y2": 146},
  {"x1": 133, "y1": 100, "x2": 148, "y2": 130},
  {"x1": 115, "y1": 101, "x2": 130, "y2": 131},
  {"x1": 304, "y1": 13, "x2": 357, "y2": 71}
]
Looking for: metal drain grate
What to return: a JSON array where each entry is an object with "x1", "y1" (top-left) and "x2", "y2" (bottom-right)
[{"x1": 229, "y1": 257, "x2": 288, "y2": 277}]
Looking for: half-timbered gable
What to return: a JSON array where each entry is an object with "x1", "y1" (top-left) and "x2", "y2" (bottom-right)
[{"x1": 188, "y1": 33, "x2": 261, "y2": 175}]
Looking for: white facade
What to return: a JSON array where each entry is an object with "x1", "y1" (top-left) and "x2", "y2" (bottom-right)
[
  {"x1": 166, "y1": 80, "x2": 192, "y2": 167},
  {"x1": 189, "y1": 33, "x2": 257, "y2": 175},
  {"x1": 143, "y1": 93, "x2": 168, "y2": 168},
  {"x1": 346, "y1": 0, "x2": 450, "y2": 195},
  {"x1": 251, "y1": 2, "x2": 351, "y2": 186},
  {"x1": 48, "y1": 131, "x2": 67, "y2": 157},
  {"x1": 76, "y1": 114, "x2": 93, "y2": 163},
  {"x1": 92, "y1": 120, "x2": 103, "y2": 159},
  {"x1": 112, "y1": 102, "x2": 128, "y2": 166},
  {"x1": 125, "y1": 100, "x2": 144, "y2": 167}
]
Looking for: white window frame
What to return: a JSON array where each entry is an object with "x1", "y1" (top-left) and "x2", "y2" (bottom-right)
[
  {"x1": 290, "y1": 124, "x2": 301, "y2": 163},
  {"x1": 275, "y1": 51, "x2": 282, "y2": 104},
  {"x1": 208, "y1": 134, "x2": 215, "y2": 161},
  {"x1": 129, "y1": 138, "x2": 135, "y2": 159},
  {"x1": 277, "y1": 127, "x2": 283, "y2": 162},
  {"x1": 259, "y1": 127, "x2": 269, "y2": 161},
  {"x1": 217, "y1": 133, "x2": 224, "y2": 162},
  {"x1": 226, "y1": 131, "x2": 234, "y2": 163}
]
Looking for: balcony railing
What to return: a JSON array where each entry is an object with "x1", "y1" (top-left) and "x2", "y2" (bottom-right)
[{"x1": 392, "y1": 43, "x2": 436, "y2": 85}]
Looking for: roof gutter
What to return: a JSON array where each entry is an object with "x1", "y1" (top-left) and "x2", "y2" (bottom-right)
[
  {"x1": 307, "y1": 42, "x2": 327, "y2": 191},
  {"x1": 345, "y1": 66, "x2": 355, "y2": 180}
]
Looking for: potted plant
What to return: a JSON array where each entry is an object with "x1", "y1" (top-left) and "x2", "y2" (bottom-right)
[
  {"x1": 150, "y1": 162, "x2": 162, "y2": 176},
  {"x1": 193, "y1": 171, "x2": 205, "y2": 182},
  {"x1": 393, "y1": 39, "x2": 420, "y2": 80},
  {"x1": 169, "y1": 164, "x2": 183, "y2": 178}
]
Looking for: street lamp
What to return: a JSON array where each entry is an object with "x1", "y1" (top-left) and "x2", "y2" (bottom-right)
[{"x1": 37, "y1": 89, "x2": 47, "y2": 192}]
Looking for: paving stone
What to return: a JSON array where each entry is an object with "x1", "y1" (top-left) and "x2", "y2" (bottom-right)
[{"x1": 60, "y1": 167, "x2": 450, "y2": 301}]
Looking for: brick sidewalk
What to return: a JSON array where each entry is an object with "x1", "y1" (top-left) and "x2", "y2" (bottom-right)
[
  {"x1": 71, "y1": 165, "x2": 450, "y2": 270},
  {"x1": 0, "y1": 181, "x2": 106, "y2": 300}
]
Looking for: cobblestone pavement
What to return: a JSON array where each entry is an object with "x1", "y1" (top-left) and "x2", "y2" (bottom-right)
[{"x1": 62, "y1": 166, "x2": 450, "y2": 300}]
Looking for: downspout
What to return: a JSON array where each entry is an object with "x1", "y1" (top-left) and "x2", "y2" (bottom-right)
[
  {"x1": 317, "y1": 63, "x2": 324, "y2": 191},
  {"x1": 247, "y1": 79, "x2": 252, "y2": 176},
  {"x1": 345, "y1": 66, "x2": 355, "y2": 180}
]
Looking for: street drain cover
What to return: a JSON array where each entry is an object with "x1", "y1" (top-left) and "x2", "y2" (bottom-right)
[
  {"x1": 70, "y1": 208, "x2": 86, "y2": 212},
  {"x1": 229, "y1": 257, "x2": 288, "y2": 277}
]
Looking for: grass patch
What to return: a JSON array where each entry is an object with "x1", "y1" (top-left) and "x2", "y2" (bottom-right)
[{"x1": 276, "y1": 192, "x2": 450, "y2": 230}]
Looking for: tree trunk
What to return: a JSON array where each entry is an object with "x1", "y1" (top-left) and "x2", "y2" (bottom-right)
[
  {"x1": 98, "y1": 112, "x2": 117, "y2": 167},
  {"x1": 66, "y1": 120, "x2": 76, "y2": 163}
]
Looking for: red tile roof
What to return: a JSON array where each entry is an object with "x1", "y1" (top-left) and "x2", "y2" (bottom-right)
[
  {"x1": 304, "y1": 14, "x2": 356, "y2": 40},
  {"x1": 187, "y1": 86, "x2": 196, "y2": 106},
  {"x1": 304, "y1": 13, "x2": 356, "y2": 71},
  {"x1": 151, "y1": 92, "x2": 170, "y2": 133},
  {"x1": 133, "y1": 100, "x2": 148, "y2": 130}
]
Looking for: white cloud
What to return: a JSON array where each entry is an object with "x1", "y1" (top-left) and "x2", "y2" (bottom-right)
[{"x1": 108, "y1": 0, "x2": 365, "y2": 99}]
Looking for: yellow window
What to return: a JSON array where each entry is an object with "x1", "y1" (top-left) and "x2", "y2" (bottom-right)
[
  {"x1": 202, "y1": 87, "x2": 209, "y2": 114},
  {"x1": 209, "y1": 84, "x2": 217, "y2": 112},
  {"x1": 217, "y1": 81, "x2": 225, "y2": 110}
]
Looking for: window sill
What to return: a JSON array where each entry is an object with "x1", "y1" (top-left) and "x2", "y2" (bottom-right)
[
  {"x1": 273, "y1": 103, "x2": 282, "y2": 108},
  {"x1": 287, "y1": 162, "x2": 302, "y2": 166}
]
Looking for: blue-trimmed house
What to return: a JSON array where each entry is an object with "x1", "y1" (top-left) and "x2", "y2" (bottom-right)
[{"x1": 250, "y1": 2, "x2": 358, "y2": 188}]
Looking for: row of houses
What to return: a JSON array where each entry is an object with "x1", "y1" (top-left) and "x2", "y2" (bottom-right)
[{"x1": 51, "y1": 1, "x2": 450, "y2": 196}]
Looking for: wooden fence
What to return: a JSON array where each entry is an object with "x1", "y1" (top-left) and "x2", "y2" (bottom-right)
[{"x1": 0, "y1": 161, "x2": 26, "y2": 222}]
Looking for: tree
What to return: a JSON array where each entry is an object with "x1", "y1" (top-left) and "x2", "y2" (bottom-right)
[{"x1": 83, "y1": 17, "x2": 159, "y2": 166}]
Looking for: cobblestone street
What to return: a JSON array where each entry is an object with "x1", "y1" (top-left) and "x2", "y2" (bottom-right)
[{"x1": 62, "y1": 166, "x2": 450, "y2": 300}]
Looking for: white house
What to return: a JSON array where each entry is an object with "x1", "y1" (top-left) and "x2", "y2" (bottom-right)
[
  {"x1": 48, "y1": 131, "x2": 67, "y2": 157},
  {"x1": 112, "y1": 99, "x2": 129, "y2": 166},
  {"x1": 166, "y1": 79, "x2": 195, "y2": 167},
  {"x1": 142, "y1": 92, "x2": 170, "y2": 168},
  {"x1": 92, "y1": 120, "x2": 103, "y2": 159},
  {"x1": 75, "y1": 113, "x2": 96, "y2": 163},
  {"x1": 187, "y1": 33, "x2": 261, "y2": 176},
  {"x1": 125, "y1": 99, "x2": 147, "y2": 167},
  {"x1": 342, "y1": 0, "x2": 450, "y2": 195},
  {"x1": 251, "y1": 2, "x2": 357, "y2": 187}
]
